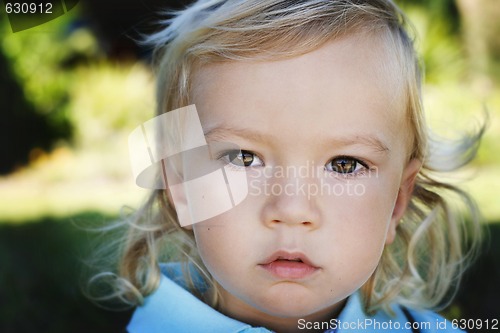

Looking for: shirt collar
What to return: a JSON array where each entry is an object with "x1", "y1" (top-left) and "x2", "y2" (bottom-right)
[
  {"x1": 335, "y1": 293, "x2": 414, "y2": 333},
  {"x1": 128, "y1": 266, "x2": 412, "y2": 333},
  {"x1": 127, "y1": 273, "x2": 271, "y2": 333}
]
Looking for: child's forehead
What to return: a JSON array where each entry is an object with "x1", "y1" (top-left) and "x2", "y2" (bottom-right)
[
  {"x1": 192, "y1": 32, "x2": 406, "y2": 114},
  {"x1": 191, "y1": 32, "x2": 410, "y2": 155}
]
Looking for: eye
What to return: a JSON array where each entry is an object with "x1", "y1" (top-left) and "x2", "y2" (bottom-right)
[
  {"x1": 226, "y1": 150, "x2": 263, "y2": 167},
  {"x1": 325, "y1": 156, "x2": 366, "y2": 174}
]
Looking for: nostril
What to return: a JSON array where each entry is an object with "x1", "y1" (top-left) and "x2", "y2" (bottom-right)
[{"x1": 267, "y1": 219, "x2": 315, "y2": 226}]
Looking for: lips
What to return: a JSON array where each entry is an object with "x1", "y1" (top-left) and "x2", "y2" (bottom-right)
[{"x1": 259, "y1": 251, "x2": 320, "y2": 280}]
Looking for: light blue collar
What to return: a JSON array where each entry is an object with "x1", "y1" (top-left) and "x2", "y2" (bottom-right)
[
  {"x1": 127, "y1": 273, "x2": 269, "y2": 332},
  {"x1": 128, "y1": 264, "x2": 420, "y2": 333}
]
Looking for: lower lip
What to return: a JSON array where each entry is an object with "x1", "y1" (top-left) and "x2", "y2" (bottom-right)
[{"x1": 259, "y1": 260, "x2": 319, "y2": 279}]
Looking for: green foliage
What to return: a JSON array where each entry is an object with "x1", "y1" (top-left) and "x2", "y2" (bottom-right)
[
  {"x1": 396, "y1": 0, "x2": 461, "y2": 33},
  {"x1": 67, "y1": 63, "x2": 155, "y2": 149},
  {"x1": 1, "y1": 6, "x2": 155, "y2": 158},
  {"x1": 398, "y1": 1, "x2": 500, "y2": 176},
  {"x1": 0, "y1": 6, "x2": 99, "y2": 139},
  {"x1": 395, "y1": 1, "x2": 466, "y2": 83}
]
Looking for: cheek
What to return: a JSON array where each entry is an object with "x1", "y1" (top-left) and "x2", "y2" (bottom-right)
[
  {"x1": 192, "y1": 214, "x2": 252, "y2": 281},
  {"x1": 323, "y1": 178, "x2": 399, "y2": 259},
  {"x1": 327, "y1": 177, "x2": 397, "y2": 224},
  {"x1": 193, "y1": 222, "x2": 231, "y2": 267},
  {"x1": 362, "y1": 175, "x2": 400, "y2": 224}
]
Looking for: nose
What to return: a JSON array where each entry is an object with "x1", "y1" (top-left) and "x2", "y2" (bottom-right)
[{"x1": 260, "y1": 175, "x2": 321, "y2": 229}]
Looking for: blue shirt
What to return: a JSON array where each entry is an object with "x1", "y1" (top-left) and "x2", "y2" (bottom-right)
[{"x1": 127, "y1": 264, "x2": 464, "y2": 333}]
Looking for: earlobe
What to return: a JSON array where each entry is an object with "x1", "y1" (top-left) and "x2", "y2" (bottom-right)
[{"x1": 386, "y1": 158, "x2": 422, "y2": 245}]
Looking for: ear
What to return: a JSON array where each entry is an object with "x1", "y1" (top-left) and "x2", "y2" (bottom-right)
[{"x1": 386, "y1": 158, "x2": 421, "y2": 245}]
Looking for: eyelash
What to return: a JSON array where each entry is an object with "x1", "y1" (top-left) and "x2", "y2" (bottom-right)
[{"x1": 218, "y1": 150, "x2": 370, "y2": 177}]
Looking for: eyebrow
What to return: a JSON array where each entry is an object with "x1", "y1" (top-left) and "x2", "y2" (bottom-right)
[
  {"x1": 205, "y1": 126, "x2": 269, "y2": 143},
  {"x1": 204, "y1": 126, "x2": 390, "y2": 154}
]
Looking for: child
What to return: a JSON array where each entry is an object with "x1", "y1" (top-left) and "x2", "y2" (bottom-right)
[{"x1": 96, "y1": 0, "x2": 485, "y2": 332}]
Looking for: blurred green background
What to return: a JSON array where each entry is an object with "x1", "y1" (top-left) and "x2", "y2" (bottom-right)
[{"x1": 0, "y1": 0, "x2": 499, "y2": 332}]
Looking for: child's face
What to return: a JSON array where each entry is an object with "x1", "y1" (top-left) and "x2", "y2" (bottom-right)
[{"x1": 189, "y1": 33, "x2": 420, "y2": 327}]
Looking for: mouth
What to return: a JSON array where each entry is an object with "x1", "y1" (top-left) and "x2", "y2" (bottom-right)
[{"x1": 258, "y1": 251, "x2": 320, "y2": 280}]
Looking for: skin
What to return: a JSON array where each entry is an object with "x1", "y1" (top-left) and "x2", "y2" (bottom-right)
[{"x1": 185, "y1": 33, "x2": 421, "y2": 333}]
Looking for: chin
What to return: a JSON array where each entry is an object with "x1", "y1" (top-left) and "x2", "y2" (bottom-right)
[{"x1": 253, "y1": 289, "x2": 324, "y2": 318}]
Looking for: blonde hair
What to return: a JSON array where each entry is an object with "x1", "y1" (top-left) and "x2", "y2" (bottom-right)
[{"x1": 90, "y1": 0, "x2": 484, "y2": 314}]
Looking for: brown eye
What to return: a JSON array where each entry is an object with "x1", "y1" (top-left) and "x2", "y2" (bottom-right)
[
  {"x1": 327, "y1": 157, "x2": 358, "y2": 174},
  {"x1": 228, "y1": 150, "x2": 262, "y2": 167}
]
